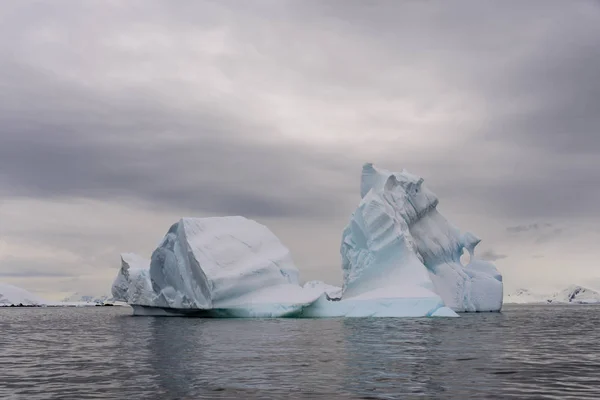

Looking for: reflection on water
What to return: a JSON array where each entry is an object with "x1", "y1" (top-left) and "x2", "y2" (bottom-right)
[{"x1": 1, "y1": 305, "x2": 599, "y2": 399}]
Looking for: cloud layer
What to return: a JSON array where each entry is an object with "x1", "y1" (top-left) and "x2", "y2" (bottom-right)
[{"x1": 1, "y1": 1, "x2": 600, "y2": 297}]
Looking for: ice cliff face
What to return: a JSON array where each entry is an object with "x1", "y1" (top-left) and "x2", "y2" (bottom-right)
[
  {"x1": 148, "y1": 217, "x2": 318, "y2": 311},
  {"x1": 111, "y1": 253, "x2": 153, "y2": 305},
  {"x1": 342, "y1": 163, "x2": 503, "y2": 312},
  {"x1": 113, "y1": 217, "x2": 324, "y2": 317}
]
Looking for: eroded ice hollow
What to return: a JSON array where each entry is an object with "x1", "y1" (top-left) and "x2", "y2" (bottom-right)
[{"x1": 112, "y1": 164, "x2": 502, "y2": 317}]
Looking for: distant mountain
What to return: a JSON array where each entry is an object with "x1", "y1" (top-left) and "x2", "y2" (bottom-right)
[
  {"x1": 61, "y1": 293, "x2": 111, "y2": 304},
  {"x1": 0, "y1": 284, "x2": 120, "y2": 307},
  {"x1": 0, "y1": 283, "x2": 48, "y2": 306},
  {"x1": 505, "y1": 285, "x2": 600, "y2": 304},
  {"x1": 549, "y1": 285, "x2": 600, "y2": 304},
  {"x1": 505, "y1": 288, "x2": 546, "y2": 304}
]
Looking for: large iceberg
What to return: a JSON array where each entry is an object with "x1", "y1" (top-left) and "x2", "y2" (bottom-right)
[
  {"x1": 111, "y1": 163, "x2": 501, "y2": 317},
  {"x1": 347, "y1": 163, "x2": 503, "y2": 312},
  {"x1": 113, "y1": 216, "x2": 456, "y2": 317},
  {"x1": 114, "y1": 217, "x2": 325, "y2": 317}
]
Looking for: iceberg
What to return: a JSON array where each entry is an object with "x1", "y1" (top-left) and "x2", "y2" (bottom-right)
[
  {"x1": 117, "y1": 217, "x2": 324, "y2": 317},
  {"x1": 111, "y1": 253, "x2": 153, "y2": 305},
  {"x1": 111, "y1": 163, "x2": 501, "y2": 317},
  {"x1": 348, "y1": 163, "x2": 503, "y2": 312},
  {"x1": 114, "y1": 216, "x2": 456, "y2": 317}
]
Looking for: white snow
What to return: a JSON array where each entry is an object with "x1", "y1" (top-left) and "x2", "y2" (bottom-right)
[
  {"x1": 62, "y1": 293, "x2": 110, "y2": 304},
  {"x1": 302, "y1": 280, "x2": 342, "y2": 299},
  {"x1": 504, "y1": 288, "x2": 547, "y2": 304},
  {"x1": 300, "y1": 290, "x2": 456, "y2": 318},
  {"x1": 0, "y1": 283, "x2": 48, "y2": 306},
  {"x1": 505, "y1": 285, "x2": 600, "y2": 304},
  {"x1": 551, "y1": 285, "x2": 600, "y2": 304}
]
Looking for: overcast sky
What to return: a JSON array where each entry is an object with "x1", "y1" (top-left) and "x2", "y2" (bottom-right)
[{"x1": 1, "y1": 1, "x2": 599, "y2": 299}]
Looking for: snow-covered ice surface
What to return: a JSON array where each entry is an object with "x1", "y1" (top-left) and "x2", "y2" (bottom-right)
[
  {"x1": 0, "y1": 283, "x2": 48, "y2": 306},
  {"x1": 506, "y1": 285, "x2": 600, "y2": 304},
  {"x1": 342, "y1": 163, "x2": 503, "y2": 312}
]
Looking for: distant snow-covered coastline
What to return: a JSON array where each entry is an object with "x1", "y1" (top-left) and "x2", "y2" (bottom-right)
[
  {"x1": 61, "y1": 292, "x2": 111, "y2": 304},
  {"x1": 0, "y1": 283, "x2": 118, "y2": 307},
  {"x1": 0, "y1": 283, "x2": 48, "y2": 306},
  {"x1": 505, "y1": 285, "x2": 600, "y2": 304}
]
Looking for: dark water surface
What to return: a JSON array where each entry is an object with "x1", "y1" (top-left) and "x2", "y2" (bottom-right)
[{"x1": 1, "y1": 304, "x2": 599, "y2": 399}]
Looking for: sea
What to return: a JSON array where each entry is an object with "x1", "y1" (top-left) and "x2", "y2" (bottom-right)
[{"x1": 1, "y1": 304, "x2": 598, "y2": 399}]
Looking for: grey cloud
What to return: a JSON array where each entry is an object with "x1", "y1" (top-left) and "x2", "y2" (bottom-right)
[
  {"x1": 1, "y1": 1, "x2": 599, "y2": 224},
  {"x1": 505, "y1": 222, "x2": 564, "y2": 244},
  {"x1": 292, "y1": 2, "x2": 600, "y2": 220},
  {"x1": 535, "y1": 228, "x2": 565, "y2": 245},
  {"x1": 0, "y1": 259, "x2": 74, "y2": 278},
  {"x1": 505, "y1": 223, "x2": 564, "y2": 245},
  {"x1": 1, "y1": 1, "x2": 600, "y2": 293},
  {"x1": 0, "y1": 65, "x2": 359, "y2": 219},
  {"x1": 479, "y1": 250, "x2": 508, "y2": 262},
  {"x1": 0, "y1": 270, "x2": 72, "y2": 278},
  {"x1": 507, "y1": 223, "x2": 553, "y2": 234}
]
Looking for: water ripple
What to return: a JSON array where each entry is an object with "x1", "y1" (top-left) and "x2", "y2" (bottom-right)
[{"x1": 1, "y1": 305, "x2": 599, "y2": 399}]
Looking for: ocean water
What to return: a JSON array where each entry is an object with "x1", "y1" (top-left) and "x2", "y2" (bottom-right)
[{"x1": 1, "y1": 304, "x2": 599, "y2": 399}]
